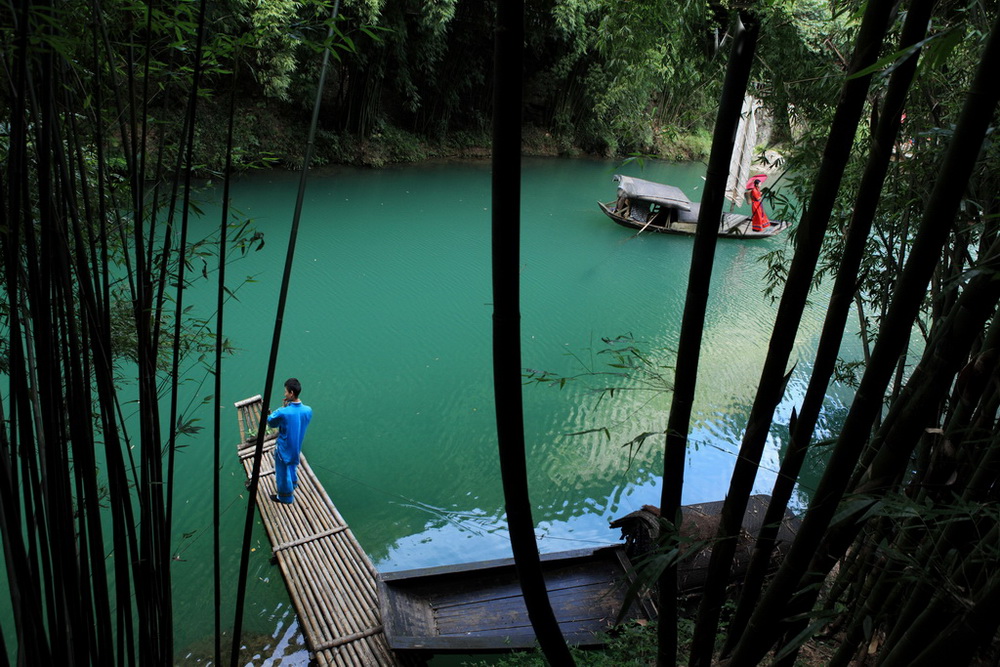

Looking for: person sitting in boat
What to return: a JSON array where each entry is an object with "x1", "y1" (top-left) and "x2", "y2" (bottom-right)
[
  {"x1": 615, "y1": 193, "x2": 629, "y2": 214},
  {"x1": 746, "y1": 174, "x2": 770, "y2": 232}
]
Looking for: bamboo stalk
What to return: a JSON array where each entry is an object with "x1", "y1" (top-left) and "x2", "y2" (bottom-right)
[
  {"x1": 277, "y1": 550, "x2": 328, "y2": 652},
  {"x1": 672, "y1": 13, "x2": 761, "y2": 667},
  {"x1": 305, "y1": 549, "x2": 383, "y2": 666},
  {"x1": 234, "y1": 395, "x2": 263, "y2": 408},
  {"x1": 304, "y1": 539, "x2": 374, "y2": 629},
  {"x1": 294, "y1": 557, "x2": 351, "y2": 655},
  {"x1": 329, "y1": 534, "x2": 379, "y2": 599},
  {"x1": 313, "y1": 625, "x2": 385, "y2": 652},
  {"x1": 273, "y1": 526, "x2": 348, "y2": 552},
  {"x1": 239, "y1": 443, "x2": 276, "y2": 460}
]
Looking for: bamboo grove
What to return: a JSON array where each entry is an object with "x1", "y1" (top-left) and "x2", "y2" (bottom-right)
[
  {"x1": 1, "y1": 0, "x2": 270, "y2": 664},
  {"x1": 2, "y1": 1, "x2": 1000, "y2": 666}
]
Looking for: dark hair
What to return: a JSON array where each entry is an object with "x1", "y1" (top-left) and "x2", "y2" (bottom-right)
[{"x1": 285, "y1": 377, "x2": 302, "y2": 398}]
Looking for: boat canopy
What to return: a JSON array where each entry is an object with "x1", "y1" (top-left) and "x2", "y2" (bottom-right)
[{"x1": 614, "y1": 174, "x2": 692, "y2": 211}]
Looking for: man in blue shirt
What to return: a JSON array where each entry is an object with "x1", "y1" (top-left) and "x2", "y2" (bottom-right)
[{"x1": 266, "y1": 378, "x2": 313, "y2": 504}]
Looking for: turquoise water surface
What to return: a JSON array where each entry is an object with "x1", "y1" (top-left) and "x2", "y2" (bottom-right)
[{"x1": 138, "y1": 157, "x2": 852, "y2": 663}]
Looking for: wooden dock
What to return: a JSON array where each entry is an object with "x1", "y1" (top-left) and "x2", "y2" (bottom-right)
[{"x1": 234, "y1": 395, "x2": 406, "y2": 666}]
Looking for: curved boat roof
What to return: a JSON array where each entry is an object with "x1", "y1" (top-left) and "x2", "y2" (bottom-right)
[{"x1": 614, "y1": 174, "x2": 692, "y2": 211}]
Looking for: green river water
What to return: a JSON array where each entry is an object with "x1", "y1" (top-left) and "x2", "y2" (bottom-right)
[{"x1": 9, "y1": 157, "x2": 862, "y2": 665}]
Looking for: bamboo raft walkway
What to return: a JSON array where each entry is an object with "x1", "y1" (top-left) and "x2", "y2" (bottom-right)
[{"x1": 234, "y1": 395, "x2": 409, "y2": 666}]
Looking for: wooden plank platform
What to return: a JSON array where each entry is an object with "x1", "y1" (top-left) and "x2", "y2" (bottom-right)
[{"x1": 234, "y1": 395, "x2": 407, "y2": 666}]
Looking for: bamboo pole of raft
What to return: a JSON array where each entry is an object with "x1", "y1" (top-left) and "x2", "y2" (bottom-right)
[
  {"x1": 316, "y1": 534, "x2": 382, "y2": 633},
  {"x1": 295, "y1": 562, "x2": 343, "y2": 645},
  {"x1": 329, "y1": 539, "x2": 380, "y2": 625},
  {"x1": 302, "y1": 536, "x2": 375, "y2": 635},
  {"x1": 315, "y1": 482, "x2": 374, "y2": 569},
  {"x1": 284, "y1": 543, "x2": 367, "y2": 665},
  {"x1": 314, "y1": 625, "x2": 387, "y2": 651},
  {"x1": 306, "y1": 556, "x2": 381, "y2": 664},
  {"x1": 273, "y1": 526, "x2": 348, "y2": 552},
  {"x1": 287, "y1": 542, "x2": 351, "y2": 637}
]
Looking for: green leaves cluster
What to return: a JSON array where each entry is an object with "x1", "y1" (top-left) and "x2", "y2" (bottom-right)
[
  {"x1": 524, "y1": 334, "x2": 675, "y2": 466},
  {"x1": 770, "y1": 0, "x2": 1000, "y2": 376},
  {"x1": 211, "y1": 0, "x2": 739, "y2": 157},
  {"x1": 6, "y1": 0, "x2": 882, "y2": 167}
]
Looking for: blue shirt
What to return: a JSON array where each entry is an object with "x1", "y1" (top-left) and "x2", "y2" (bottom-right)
[{"x1": 267, "y1": 401, "x2": 313, "y2": 464}]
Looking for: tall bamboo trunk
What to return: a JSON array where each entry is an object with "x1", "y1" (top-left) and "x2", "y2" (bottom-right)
[
  {"x1": 659, "y1": 13, "x2": 759, "y2": 666},
  {"x1": 491, "y1": 1, "x2": 574, "y2": 664}
]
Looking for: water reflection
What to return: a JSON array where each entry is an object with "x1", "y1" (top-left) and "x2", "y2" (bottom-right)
[{"x1": 178, "y1": 603, "x2": 310, "y2": 665}]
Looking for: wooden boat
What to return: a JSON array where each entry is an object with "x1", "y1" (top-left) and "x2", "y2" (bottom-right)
[
  {"x1": 598, "y1": 174, "x2": 790, "y2": 239},
  {"x1": 376, "y1": 494, "x2": 799, "y2": 655},
  {"x1": 609, "y1": 494, "x2": 801, "y2": 594},
  {"x1": 376, "y1": 545, "x2": 655, "y2": 653}
]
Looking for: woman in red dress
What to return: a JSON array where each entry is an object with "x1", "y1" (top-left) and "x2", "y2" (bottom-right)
[{"x1": 746, "y1": 174, "x2": 770, "y2": 232}]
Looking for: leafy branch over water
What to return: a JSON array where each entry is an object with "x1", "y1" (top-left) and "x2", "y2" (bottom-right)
[{"x1": 524, "y1": 333, "x2": 675, "y2": 466}]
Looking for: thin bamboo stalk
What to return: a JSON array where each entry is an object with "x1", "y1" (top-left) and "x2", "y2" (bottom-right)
[
  {"x1": 284, "y1": 548, "x2": 346, "y2": 650},
  {"x1": 294, "y1": 542, "x2": 364, "y2": 630},
  {"x1": 324, "y1": 534, "x2": 381, "y2": 607},
  {"x1": 277, "y1": 551, "x2": 330, "y2": 653},
  {"x1": 672, "y1": 12, "x2": 760, "y2": 667},
  {"x1": 308, "y1": 544, "x2": 374, "y2": 625},
  {"x1": 311, "y1": 476, "x2": 381, "y2": 580},
  {"x1": 273, "y1": 526, "x2": 348, "y2": 552},
  {"x1": 313, "y1": 625, "x2": 386, "y2": 652},
  {"x1": 229, "y1": 2, "x2": 342, "y2": 663}
]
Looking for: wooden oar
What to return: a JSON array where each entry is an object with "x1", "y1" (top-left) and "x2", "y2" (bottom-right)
[{"x1": 632, "y1": 213, "x2": 657, "y2": 237}]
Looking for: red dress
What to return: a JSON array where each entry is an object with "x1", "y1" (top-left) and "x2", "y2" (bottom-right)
[{"x1": 749, "y1": 182, "x2": 770, "y2": 231}]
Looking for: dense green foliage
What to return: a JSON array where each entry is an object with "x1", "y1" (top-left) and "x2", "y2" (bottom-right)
[
  {"x1": 305, "y1": 0, "x2": 731, "y2": 160},
  {"x1": 13, "y1": 0, "x2": 758, "y2": 170},
  {"x1": 0, "y1": 0, "x2": 872, "y2": 171},
  {"x1": 762, "y1": 0, "x2": 1000, "y2": 380}
]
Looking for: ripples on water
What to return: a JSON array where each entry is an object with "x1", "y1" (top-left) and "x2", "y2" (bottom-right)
[{"x1": 169, "y1": 158, "x2": 855, "y2": 657}]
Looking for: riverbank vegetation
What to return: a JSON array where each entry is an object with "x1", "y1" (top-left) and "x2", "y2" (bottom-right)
[
  {"x1": 2, "y1": 0, "x2": 803, "y2": 172},
  {"x1": 3, "y1": 0, "x2": 1000, "y2": 666}
]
